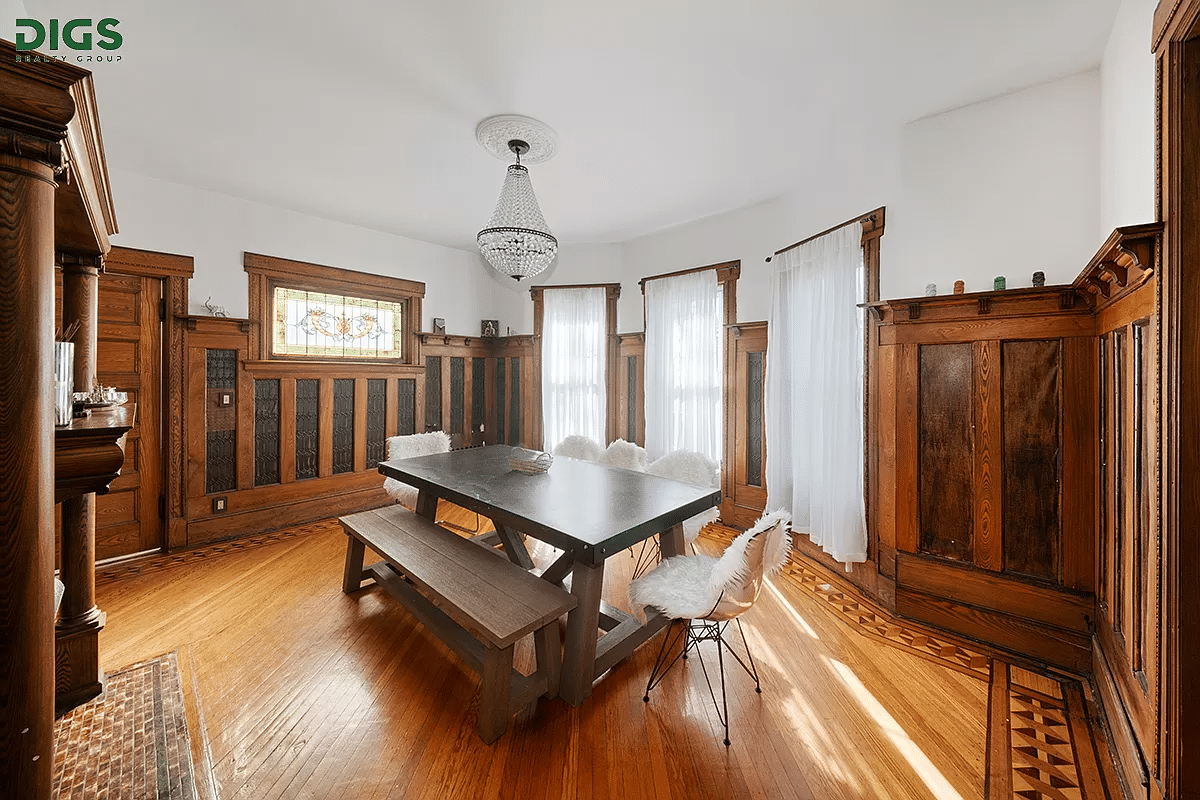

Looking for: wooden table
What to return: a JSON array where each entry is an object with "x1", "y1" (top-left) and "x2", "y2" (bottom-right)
[{"x1": 378, "y1": 445, "x2": 721, "y2": 705}]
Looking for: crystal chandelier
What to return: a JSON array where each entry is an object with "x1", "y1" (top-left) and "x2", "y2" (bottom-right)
[{"x1": 476, "y1": 116, "x2": 558, "y2": 281}]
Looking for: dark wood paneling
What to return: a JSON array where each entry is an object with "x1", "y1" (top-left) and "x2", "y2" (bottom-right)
[
  {"x1": 1001, "y1": 339, "x2": 1061, "y2": 582},
  {"x1": 331, "y1": 379, "x2": 355, "y2": 475},
  {"x1": 1112, "y1": 329, "x2": 1126, "y2": 636},
  {"x1": 918, "y1": 343, "x2": 973, "y2": 561},
  {"x1": 294, "y1": 379, "x2": 320, "y2": 480},
  {"x1": 425, "y1": 356, "x2": 442, "y2": 432},
  {"x1": 365, "y1": 378, "x2": 387, "y2": 469},
  {"x1": 509, "y1": 356, "x2": 521, "y2": 446},
  {"x1": 253, "y1": 379, "x2": 280, "y2": 487},
  {"x1": 494, "y1": 358, "x2": 506, "y2": 445},
  {"x1": 471, "y1": 358, "x2": 486, "y2": 444},
  {"x1": 746, "y1": 350, "x2": 764, "y2": 488},
  {"x1": 450, "y1": 357, "x2": 465, "y2": 438},
  {"x1": 627, "y1": 355, "x2": 637, "y2": 443},
  {"x1": 397, "y1": 378, "x2": 415, "y2": 436}
]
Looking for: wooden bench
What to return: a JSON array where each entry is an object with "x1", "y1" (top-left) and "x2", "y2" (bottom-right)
[{"x1": 340, "y1": 505, "x2": 577, "y2": 743}]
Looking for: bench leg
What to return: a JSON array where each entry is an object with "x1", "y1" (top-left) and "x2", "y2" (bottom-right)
[
  {"x1": 534, "y1": 620, "x2": 563, "y2": 699},
  {"x1": 478, "y1": 644, "x2": 514, "y2": 744},
  {"x1": 342, "y1": 535, "x2": 366, "y2": 593}
]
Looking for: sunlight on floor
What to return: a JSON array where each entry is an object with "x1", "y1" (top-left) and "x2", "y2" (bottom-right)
[
  {"x1": 764, "y1": 580, "x2": 820, "y2": 639},
  {"x1": 828, "y1": 658, "x2": 966, "y2": 800}
]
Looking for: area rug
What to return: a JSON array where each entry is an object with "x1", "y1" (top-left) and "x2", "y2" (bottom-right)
[{"x1": 54, "y1": 652, "x2": 199, "y2": 800}]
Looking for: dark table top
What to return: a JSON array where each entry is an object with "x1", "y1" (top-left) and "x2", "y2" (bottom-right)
[{"x1": 378, "y1": 445, "x2": 720, "y2": 566}]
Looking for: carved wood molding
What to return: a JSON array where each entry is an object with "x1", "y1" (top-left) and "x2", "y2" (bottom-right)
[
  {"x1": 529, "y1": 282, "x2": 621, "y2": 301},
  {"x1": 639, "y1": 260, "x2": 740, "y2": 293},
  {"x1": 1072, "y1": 223, "x2": 1163, "y2": 311}
]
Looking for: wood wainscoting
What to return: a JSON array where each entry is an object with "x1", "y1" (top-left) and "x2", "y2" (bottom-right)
[
  {"x1": 872, "y1": 223, "x2": 1166, "y2": 794},
  {"x1": 179, "y1": 316, "x2": 540, "y2": 548}
]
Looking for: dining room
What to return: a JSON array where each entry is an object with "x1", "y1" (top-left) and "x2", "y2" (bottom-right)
[{"x1": 3, "y1": 0, "x2": 1197, "y2": 798}]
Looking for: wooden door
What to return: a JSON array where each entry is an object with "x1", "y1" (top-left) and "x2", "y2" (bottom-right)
[{"x1": 92, "y1": 272, "x2": 163, "y2": 559}]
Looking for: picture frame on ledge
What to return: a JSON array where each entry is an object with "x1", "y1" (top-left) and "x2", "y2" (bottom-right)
[
  {"x1": 481, "y1": 319, "x2": 499, "y2": 338},
  {"x1": 432, "y1": 317, "x2": 446, "y2": 334}
]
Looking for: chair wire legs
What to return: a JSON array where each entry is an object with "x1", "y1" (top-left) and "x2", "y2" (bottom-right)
[
  {"x1": 642, "y1": 618, "x2": 762, "y2": 746},
  {"x1": 629, "y1": 539, "x2": 661, "y2": 581}
]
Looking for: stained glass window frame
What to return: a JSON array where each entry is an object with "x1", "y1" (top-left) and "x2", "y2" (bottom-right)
[{"x1": 269, "y1": 285, "x2": 406, "y2": 361}]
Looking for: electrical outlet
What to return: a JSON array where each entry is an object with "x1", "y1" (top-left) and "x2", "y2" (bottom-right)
[
  {"x1": 212, "y1": 496, "x2": 228, "y2": 513},
  {"x1": 217, "y1": 392, "x2": 233, "y2": 407}
]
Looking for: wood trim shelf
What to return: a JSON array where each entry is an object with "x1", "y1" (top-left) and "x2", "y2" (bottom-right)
[{"x1": 54, "y1": 405, "x2": 136, "y2": 503}]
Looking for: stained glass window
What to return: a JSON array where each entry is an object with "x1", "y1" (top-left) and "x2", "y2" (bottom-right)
[{"x1": 272, "y1": 287, "x2": 404, "y2": 359}]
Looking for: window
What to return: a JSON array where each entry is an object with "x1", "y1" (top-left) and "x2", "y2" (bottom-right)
[
  {"x1": 272, "y1": 287, "x2": 404, "y2": 359},
  {"x1": 642, "y1": 264, "x2": 735, "y2": 464},
  {"x1": 244, "y1": 252, "x2": 424, "y2": 364},
  {"x1": 540, "y1": 287, "x2": 607, "y2": 452}
]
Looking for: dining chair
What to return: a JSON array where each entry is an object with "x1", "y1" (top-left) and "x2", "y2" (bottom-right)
[
  {"x1": 646, "y1": 449, "x2": 721, "y2": 547},
  {"x1": 382, "y1": 431, "x2": 453, "y2": 508},
  {"x1": 552, "y1": 434, "x2": 604, "y2": 462},
  {"x1": 597, "y1": 438, "x2": 649, "y2": 471},
  {"x1": 629, "y1": 508, "x2": 791, "y2": 745}
]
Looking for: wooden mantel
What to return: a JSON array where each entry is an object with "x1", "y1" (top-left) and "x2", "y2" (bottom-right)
[
  {"x1": 1, "y1": 38, "x2": 118, "y2": 799},
  {"x1": 54, "y1": 405, "x2": 135, "y2": 503}
]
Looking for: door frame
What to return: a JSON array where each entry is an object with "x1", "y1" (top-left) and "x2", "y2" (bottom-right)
[
  {"x1": 103, "y1": 246, "x2": 193, "y2": 552},
  {"x1": 1153, "y1": 1, "x2": 1200, "y2": 796}
]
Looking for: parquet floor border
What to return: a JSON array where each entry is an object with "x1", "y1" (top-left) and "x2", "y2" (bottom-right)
[{"x1": 701, "y1": 523, "x2": 1117, "y2": 799}]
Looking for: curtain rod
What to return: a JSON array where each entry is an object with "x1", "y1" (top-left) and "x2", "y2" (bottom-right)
[{"x1": 764, "y1": 209, "x2": 881, "y2": 262}]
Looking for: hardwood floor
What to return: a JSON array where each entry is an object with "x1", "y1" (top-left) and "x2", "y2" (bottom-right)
[{"x1": 93, "y1": 507, "x2": 1120, "y2": 799}]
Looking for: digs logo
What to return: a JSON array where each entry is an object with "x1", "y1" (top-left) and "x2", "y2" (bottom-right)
[{"x1": 14, "y1": 18, "x2": 122, "y2": 61}]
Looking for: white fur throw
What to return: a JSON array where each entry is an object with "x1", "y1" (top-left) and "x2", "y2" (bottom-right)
[
  {"x1": 629, "y1": 508, "x2": 791, "y2": 620},
  {"x1": 598, "y1": 438, "x2": 648, "y2": 471},
  {"x1": 553, "y1": 434, "x2": 604, "y2": 462},
  {"x1": 647, "y1": 449, "x2": 720, "y2": 488},
  {"x1": 647, "y1": 450, "x2": 721, "y2": 543},
  {"x1": 382, "y1": 431, "x2": 451, "y2": 507}
]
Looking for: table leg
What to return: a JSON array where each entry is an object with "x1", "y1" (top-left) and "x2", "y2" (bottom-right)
[
  {"x1": 415, "y1": 488, "x2": 438, "y2": 521},
  {"x1": 659, "y1": 522, "x2": 686, "y2": 559},
  {"x1": 342, "y1": 535, "x2": 365, "y2": 593},
  {"x1": 559, "y1": 559, "x2": 605, "y2": 706},
  {"x1": 494, "y1": 523, "x2": 534, "y2": 569}
]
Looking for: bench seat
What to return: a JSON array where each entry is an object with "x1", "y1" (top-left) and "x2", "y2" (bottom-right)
[{"x1": 340, "y1": 505, "x2": 577, "y2": 743}]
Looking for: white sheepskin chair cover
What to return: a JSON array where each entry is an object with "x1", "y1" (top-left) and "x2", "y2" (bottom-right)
[
  {"x1": 382, "y1": 430, "x2": 451, "y2": 508},
  {"x1": 647, "y1": 450, "x2": 721, "y2": 543},
  {"x1": 553, "y1": 434, "x2": 604, "y2": 462},
  {"x1": 628, "y1": 509, "x2": 791, "y2": 621},
  {"x1": 597, "y1": 438, "x2": 649, "y2": 471}
]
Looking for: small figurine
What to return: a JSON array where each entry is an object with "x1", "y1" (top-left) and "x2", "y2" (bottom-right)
[
  {"x1": 924, "y1": 283, "x2": 937, "y2": 297},
  {"x1": 1032, "y1": 271, "x2": 1045, "y2": 287},
  {"x1": 993, "y1": 276, "x2": 1006, "y2": 291},
  {"x1": 953, "y1": 280, "x2": 965, "y2": 294}
]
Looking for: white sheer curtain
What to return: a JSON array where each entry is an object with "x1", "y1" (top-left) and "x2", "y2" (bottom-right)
[
  {"x1": 644, "y1": 270, "x2": 723, "y2": 463},
  {"x1": 541, "y1": 287, "x2": 606, "y2": 453},
  {"x1": 766, "y1": 224, "x2": 866, "y2": 563}
]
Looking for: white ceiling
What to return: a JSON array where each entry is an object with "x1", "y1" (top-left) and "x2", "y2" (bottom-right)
[{"x1": 41, "y1": 0, "x2": 1121, "y2": 251}]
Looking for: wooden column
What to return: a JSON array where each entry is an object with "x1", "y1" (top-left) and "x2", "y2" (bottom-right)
[
  {"x1": 55, "y1": 253, "x2": 106, "y2": 712},
  {"x1": 0, "y1": 127, "x2": 67, "y2": 800}
]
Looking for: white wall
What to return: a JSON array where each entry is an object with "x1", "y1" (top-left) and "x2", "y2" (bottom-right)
[
  {"x1": 0, "y1": 0, "x2": 28, "y2": 41},
  {"x1": 885, "y1": 70, "x2": 1102, "y2": 298},
  {"x1": 109, "y1": 68, "x2": 1113, "y2": 332},
  {"x1": 1100, "y1": 0, "x2": 1157, "y2": 235},
  {"x1": 619, "y1": 72, "x2": 1103, "y2": 320},
  {"x1": 488, "y1": 242, "x2": 627, "y2": 335},
  {"x1": 108, "y1": 169, "x2": 496, "y2": 335}
]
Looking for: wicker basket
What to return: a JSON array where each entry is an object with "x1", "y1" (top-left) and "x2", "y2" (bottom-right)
[{"x1": 508, "y1": 449, "x2": 553, "y2": 474}]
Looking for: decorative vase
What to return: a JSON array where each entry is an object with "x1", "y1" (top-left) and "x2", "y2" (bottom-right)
[
  {"x1": 953, "y1": 280, "x2": 965, "y2": 294},
  {"x1": 54, "y1": 341, "x2": 74, "y2": 426},
  {"x1": 993, "y1": 276, "x2": 1006, "y2": 291}
]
